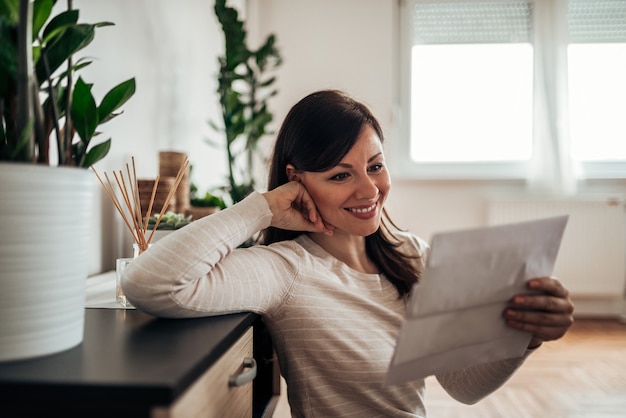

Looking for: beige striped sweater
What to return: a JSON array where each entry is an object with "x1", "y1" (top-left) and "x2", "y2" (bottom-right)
[{"x1": 122, "y1": 192, "x2": 532, "y2": 417}]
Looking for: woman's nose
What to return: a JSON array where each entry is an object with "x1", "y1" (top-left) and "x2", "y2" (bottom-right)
[{"x1": 355, "y1": 175, "x2": 379, "y2": 200}]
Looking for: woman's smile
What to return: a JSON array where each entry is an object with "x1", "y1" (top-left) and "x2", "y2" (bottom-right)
[{"x1": 345, "y1": 202, "x2": 378, "y2": 219}]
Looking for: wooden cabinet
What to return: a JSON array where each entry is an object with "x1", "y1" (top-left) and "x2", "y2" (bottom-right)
[
  {"x1": 0, "y1": 309, "x2": 279, "y2": 418},
  {"x1": 153, "y1": 328, "x2": 254, "y2": 418}
]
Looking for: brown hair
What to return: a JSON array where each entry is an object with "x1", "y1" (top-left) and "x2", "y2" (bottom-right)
[{"x1": 261, "y1": 90, "x2": 421, "y2": 297}]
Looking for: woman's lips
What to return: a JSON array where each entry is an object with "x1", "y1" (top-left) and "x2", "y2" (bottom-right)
[{"x1": 345, "y1": 202, "x2": 377, "y2": 219}]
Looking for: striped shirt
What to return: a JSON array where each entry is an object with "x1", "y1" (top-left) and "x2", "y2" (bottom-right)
[{"x1": 122, "y1": 192, "x2": 532, "y2": 417}]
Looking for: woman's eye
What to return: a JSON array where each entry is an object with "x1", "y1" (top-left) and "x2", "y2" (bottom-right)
[
  {"x1": 330, "y1": 172, "x2": 349, "y2": 181},
  {"x1": 369, "y1": 163, "x2": 384, "y2": 172}
]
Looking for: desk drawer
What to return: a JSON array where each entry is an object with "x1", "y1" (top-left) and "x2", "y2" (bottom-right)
[{"x1": 152, "y1": 327, "x2": 254, "y2": 418}]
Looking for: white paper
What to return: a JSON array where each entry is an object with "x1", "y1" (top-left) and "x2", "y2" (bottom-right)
[
  {"x1": 385, "y1": 215, "x2": 568, "y2": 386},
  {"x1": 85, "y1": 271, "x2": 136, "y2": 309}
]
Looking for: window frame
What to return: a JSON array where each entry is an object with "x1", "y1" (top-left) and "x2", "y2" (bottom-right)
[{"x1": 394, "y1": 0, "x2": 626, "y2": 181}]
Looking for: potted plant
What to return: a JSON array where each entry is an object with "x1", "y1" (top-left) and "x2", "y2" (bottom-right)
[
  {"x1": 186, "y1": 164, "x2": 226, "y2": 219},
  {"x1": 146, "y1": 212, "x2": 192, "y2": 230},
  {"x1": 188, "y1": 190, "x2": 226, "y2": 219},
  {"x1": 211, "y1": 0, "x2": 281, "y2": 206},
  {"x1": 0, "y1": 0, "x2": 135, "y2": 362}
]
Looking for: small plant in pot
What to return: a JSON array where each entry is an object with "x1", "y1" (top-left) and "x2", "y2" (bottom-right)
[
  {"x1": 0, "y1": 0, "x2": 135, "y2": 362},
  {"x1": 187, "y1": 190, "x2": 226, "y2": 220},
  {"x1": 143, "y1": 212, "x2": 192, "y2": 244},
  {"x1": 187, "y1": 165, "x2": 226, "y2": 219},
  {"x1": 146, "y1": 212, "x2": 193, "y2": 231}
]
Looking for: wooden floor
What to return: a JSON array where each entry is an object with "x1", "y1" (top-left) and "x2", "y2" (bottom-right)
[
  {"x1": 273, "y1": 319, "x2": 626, "y2": 417},
  {"x1": 425, "y1": 318, "x2": 626, "y2": 418}
]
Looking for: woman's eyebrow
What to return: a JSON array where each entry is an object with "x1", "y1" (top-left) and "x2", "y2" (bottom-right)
[{"x1": 335, "y1": 152, "x2": 383, "y2": 168}]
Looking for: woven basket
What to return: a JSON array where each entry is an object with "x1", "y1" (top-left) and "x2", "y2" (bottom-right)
[
  {"x1": 138, "y1": 177, "x2": 177, "y2": 217},
  {"x1": 159, "y1": 151, "x2": 189, "y2": 213}
]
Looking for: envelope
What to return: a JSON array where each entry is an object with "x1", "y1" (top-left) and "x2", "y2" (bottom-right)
[{"x1": 384, "y1": 215, "x2": 568, "y2": 386}]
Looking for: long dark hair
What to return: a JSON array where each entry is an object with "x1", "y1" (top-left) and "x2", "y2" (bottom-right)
[{"x1": 260, "y1": 90, "x2": 421, "y2": 297}]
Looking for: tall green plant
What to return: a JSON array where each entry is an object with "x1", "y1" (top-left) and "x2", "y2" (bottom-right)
[
  {"x1": 212, "y1": 0, "x2": 281, "y2": 204},
  {"x1": 0, "y1": 0, "x2": 135, "y2": 167}
]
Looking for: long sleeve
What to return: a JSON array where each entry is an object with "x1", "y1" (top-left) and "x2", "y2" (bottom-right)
[
  {"x1": 121, "y1": 192, "x2": 298, "y2": 318},
  {"x1": 435, "y1": 348, "x2": 536, "y2": 404}
]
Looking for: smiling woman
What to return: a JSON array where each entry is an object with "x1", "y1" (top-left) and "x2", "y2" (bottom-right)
[
  {"x1": 121, "y1": 89, "x2": 575, "y2": 418},
  {"x1": 261, "y1": 90, "x2": 414, "y2": 288}
]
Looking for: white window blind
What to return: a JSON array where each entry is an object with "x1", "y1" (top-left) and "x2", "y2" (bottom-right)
[
  {"x1": 569, "y1": 0, "x2": 626, "y2": 43},
  {"x1": 412, "y1": 1, "x2": 532, "y2": 44}
]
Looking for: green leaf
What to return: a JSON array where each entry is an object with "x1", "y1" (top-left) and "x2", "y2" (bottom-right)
[
  {"x1": 254, "y1": 34, "x2": 281, "y2": 70},
  {"x1": 259, "y1": 76, "x2": 276, "y2": 88},
  {"x1": 81, "y1": 138, "x2": 110, "y2": 167},
  {"x1": 32, "y1": 0, "x2": 53, "y2": 38},
  {"x1": 0, "y1": 0, "x2": 19, "y2": 25},
  {"x1": 41, "y1": 9, "x2": 78, "y2": 42},
  {"x1": 35, "y1": 23, "x2": 96, "y2": 83},
  {"x1": 98, "y1": 77, "x2": 135, "y2": 122},
  {"x1": 230, "y1": 182, "x2": 254, "y2": 204},
  {"x1": 190, "y1": 192, "x2": 226, "y2": 208},
  {"x1": 72, "y1": 140, "x2": 85, "y2": 163},
  {"x1": 49, "y1": 58, "x2": 91, "y2": 83},
  {"x1": 208, "y1": 119, "x2": 222, "y2": 133},
  {"x1": 0, "y1": 25, "x2": 17, "y2": 96},
  {"x1": 215, "y1": 0, "x2": 249, "y2": 70},
  {"x1": 249, "y1": 112, "x2": 272, "y2": 137},
  {"x1": 71, "y1": 77, "x2": 98, "y2": 143},
  {"x1": 42, "y1": 81, "x2": 66, "y2": 118},
  {"x1": 11, "y1": 119, "x2": 34, "y2": 161}
]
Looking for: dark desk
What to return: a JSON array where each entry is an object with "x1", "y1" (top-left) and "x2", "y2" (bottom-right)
[{"x1": 0, "y1": 308, "x2": 277, "y2": 417}]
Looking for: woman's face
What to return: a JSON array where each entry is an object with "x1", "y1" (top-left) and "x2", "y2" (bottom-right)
[{"x1": 290, "y1": 125, "x2": 391, "y2": 237}]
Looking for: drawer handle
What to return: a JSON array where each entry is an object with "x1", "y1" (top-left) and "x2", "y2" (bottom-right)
[{"x1": 228, "y1": 357, "x2": 257, "y2": 387}]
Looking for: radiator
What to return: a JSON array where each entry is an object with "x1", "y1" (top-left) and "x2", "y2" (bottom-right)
[{"x1": 487, "y1": 197, "x2": 626, "y2": 297}]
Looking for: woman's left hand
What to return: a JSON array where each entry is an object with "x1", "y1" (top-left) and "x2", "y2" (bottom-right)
[{"x1": 504, "y1": 276, "x2": 575, "y2": 349}]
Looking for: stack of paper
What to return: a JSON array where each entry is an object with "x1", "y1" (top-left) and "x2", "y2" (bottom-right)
[{"x1": 385, "y1": 215, "x2": 568, "y2": 386}]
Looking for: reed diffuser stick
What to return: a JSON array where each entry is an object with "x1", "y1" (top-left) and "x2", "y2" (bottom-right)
[
  {"x1": 92, "y1": 170, "x2": 136, "y2": 240},
  {"x1": 143, "y1": 174, "x2": 160, "y2": 236},
  {"x1": 146, "y1": 158, "x2": 189, "y2": 243},
  {"x1": 129, "y1": 158, "x2": 144, "y2": 241},
  {"x1": 91, "y1": 156, "x2": 189, "y2": 254}
]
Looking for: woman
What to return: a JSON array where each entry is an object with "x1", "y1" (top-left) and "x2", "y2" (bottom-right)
[{"x1": 122, "y1": 90, "x2": 574, "y2": 417}]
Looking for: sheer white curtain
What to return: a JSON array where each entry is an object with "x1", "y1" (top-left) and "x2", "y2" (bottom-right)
[{"x1": 529, "y1": 0, "x2": 579, "y2": 195}]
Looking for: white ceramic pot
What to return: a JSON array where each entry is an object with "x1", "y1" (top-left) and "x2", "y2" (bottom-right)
[{"x1": 0, "y1": 163, "x2": 93, "y2": 362}]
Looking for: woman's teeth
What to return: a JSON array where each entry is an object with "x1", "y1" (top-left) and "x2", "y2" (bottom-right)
[{"x1": 347, "y1": 203, "x2": 376, "y2": 214}]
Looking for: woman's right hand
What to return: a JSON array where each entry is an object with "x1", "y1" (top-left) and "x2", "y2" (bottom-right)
[{"x1": 262, "y1": 182, "x2": 334, "y2": 235}]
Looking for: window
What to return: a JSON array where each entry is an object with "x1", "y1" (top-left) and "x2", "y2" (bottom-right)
[
  {"x1": 411, "y1": 43, "x2": 533, "y2": 163},
  {"x1": 569, "y1": 43, "x2": 626, "y2": 161},
  {"x1": 397, "y1": 0, "x2": 626, "y2": 183}
]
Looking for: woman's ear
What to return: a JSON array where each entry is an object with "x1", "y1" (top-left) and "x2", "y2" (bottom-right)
[{"x1": 286, "y1": 164, "x2": 301, "y2": 182}]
